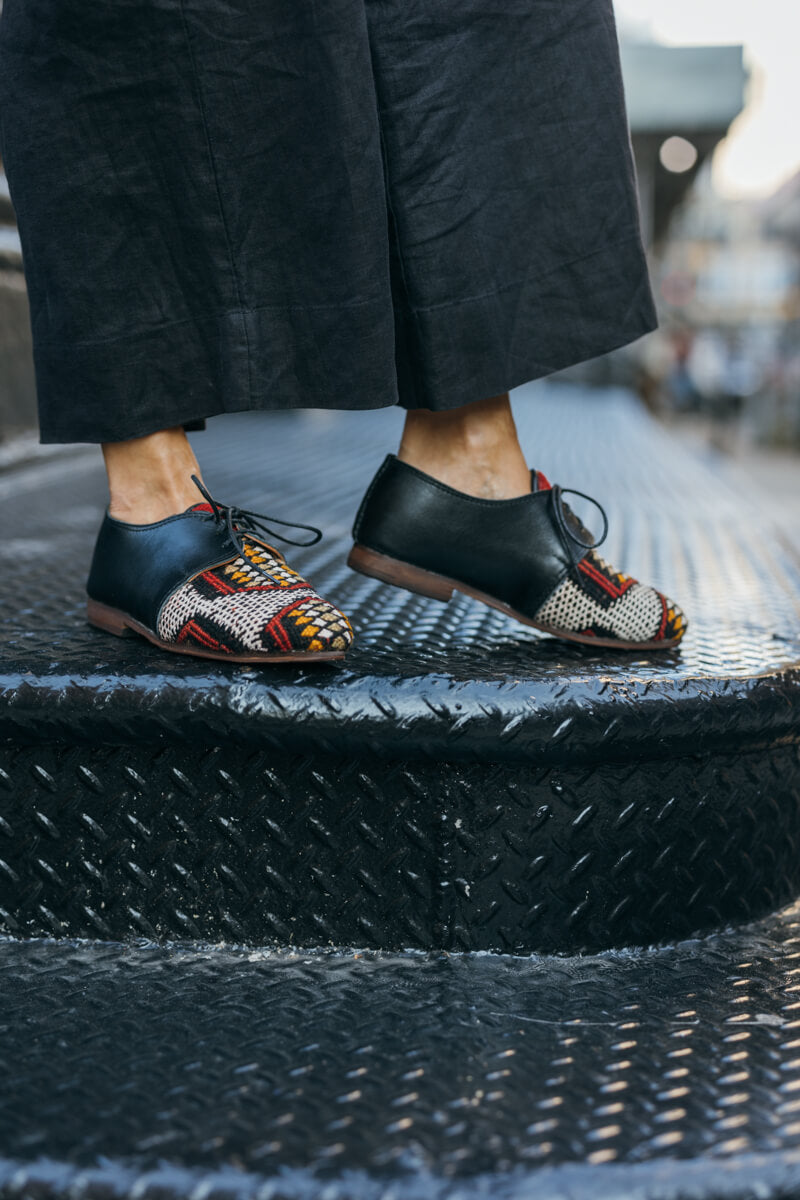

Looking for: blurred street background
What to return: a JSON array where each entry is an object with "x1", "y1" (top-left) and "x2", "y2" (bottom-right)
[{"x1": 1, "y1": 0, "x2": 799, "y2": 512}]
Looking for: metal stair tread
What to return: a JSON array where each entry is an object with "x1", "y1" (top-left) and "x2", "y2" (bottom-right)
[{"x1": 3, "y1": 902, "x2": 800, "y2": 1198}]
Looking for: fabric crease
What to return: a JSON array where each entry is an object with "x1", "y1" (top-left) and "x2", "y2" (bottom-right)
[{"x1": 0, "y1": 0, "x2": 657, "y2": 442}]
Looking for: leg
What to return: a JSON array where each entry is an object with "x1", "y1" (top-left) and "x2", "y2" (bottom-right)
[
  {"x1": 398, "y1": 393, "x2": 531, "y2": 500},
  {"x1": 102, "y1": 428, "x2": 204, "y2": 524},
  {"x1": 0, "y1": 0, "x2": 358, "y2": 666}
]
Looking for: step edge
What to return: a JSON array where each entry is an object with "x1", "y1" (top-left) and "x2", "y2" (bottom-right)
[{"x1": 1, "y1": 664, "x2": 799, "y2": 767}]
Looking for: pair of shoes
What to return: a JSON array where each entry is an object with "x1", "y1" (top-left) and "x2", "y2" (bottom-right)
[{"x1": 86, "y1": 463, "x2": 686, "y2": 663}]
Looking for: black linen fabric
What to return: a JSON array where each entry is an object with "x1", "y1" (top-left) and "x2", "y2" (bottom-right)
[{"x1": 0, "y1": 0, "x2": 657, "y2": 444}]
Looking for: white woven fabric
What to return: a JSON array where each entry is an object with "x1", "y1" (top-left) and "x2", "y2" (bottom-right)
[{"x1": 534, "y1": 574, "x2": 664, "y2": 643}]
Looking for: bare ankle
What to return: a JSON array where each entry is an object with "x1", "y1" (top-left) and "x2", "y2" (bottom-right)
[
  {"x1": 398, "y1": 393, "x2": 532, "y2": 499},
  {"x1": 107, "y1": 482, "x2": 201, "y2": 524},
  {"x1": 103, "y1": 427, "x2": 204, "y2": 524}
]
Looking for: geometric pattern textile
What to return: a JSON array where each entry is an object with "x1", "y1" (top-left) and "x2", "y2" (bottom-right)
[
  {"x1": 531, "y1": 473, "x2": 686, "y2": 645},
  {"x1": 157, "y1": 504, "x2": 353, "y2": 656},
  {"x1": 534, "y1": 549, "x2": 686, "y2": 645}
]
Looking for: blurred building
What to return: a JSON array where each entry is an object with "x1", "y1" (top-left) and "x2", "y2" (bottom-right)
[
  {"x1": 645, "y1": 166, "x2": 800, "y2": 444},
  {"x1": 763, "y1": 170, "x2": 800, "y2": 249},
  {"x1": 621, "y1": 41, "x2": 748, "y2": 247},
  {"x1": 655, "y1": 168, "x2": 798, "y2": 331},
  {"x1": 0, "y1": 171, "x2": 33, "y2": 441}
]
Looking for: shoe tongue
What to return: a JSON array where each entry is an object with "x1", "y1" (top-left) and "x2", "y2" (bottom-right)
[
  {"x1": 532, "y1": 469, "x2": 552, "y2": 492},
  {"x1": 186, "y1": 501, "x2": 284, "y2": 561},
  {"x1": 187, "y1": 500, "x2": 244, "y2": 536}
]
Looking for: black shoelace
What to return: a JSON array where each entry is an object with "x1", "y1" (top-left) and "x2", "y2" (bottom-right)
[
  {"x1": 191, "y1": 475, "x2": 322, "y2": 582},
  {"x1": 551, "y1": 484, "x2": 609, "y2": 552}
]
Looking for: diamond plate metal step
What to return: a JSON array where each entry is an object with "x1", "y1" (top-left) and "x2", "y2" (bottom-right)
[
  {"x1": 3, "y1": 905, "x2": 800, "y2": 1200},
  {"x1": 1, "y1": 384, "x2": 799, "y2": 952}
]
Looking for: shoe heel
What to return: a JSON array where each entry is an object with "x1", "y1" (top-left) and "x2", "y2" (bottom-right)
[
  {"x1": 347, "y1": 543, "x2": 454, "y2": 602},
  {"x1": 86, "y1": 598, "x2": 137, "y2": 638}
]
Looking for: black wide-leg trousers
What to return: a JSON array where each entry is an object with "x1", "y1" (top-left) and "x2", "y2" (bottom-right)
[{"x1": 0, "y1": 0, "x2": 657, "y2": 444}]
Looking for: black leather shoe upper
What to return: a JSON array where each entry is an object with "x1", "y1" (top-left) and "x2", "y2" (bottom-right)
[
  {"x1": 352, "y1": 455, "x2": 596, "y2": 617},
  {"x1": 87, "y1": 509, "x2": 240, "y2": 630}
]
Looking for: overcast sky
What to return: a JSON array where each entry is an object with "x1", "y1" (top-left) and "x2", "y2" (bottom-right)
[{"x1": 614, "y1": 0, "x2": 799, "y2": 199}]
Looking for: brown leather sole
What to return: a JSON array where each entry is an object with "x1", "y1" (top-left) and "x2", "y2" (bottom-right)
[
  {"x1": 347, "y1": 543, "x2": 683, "y2": 652},
  {"x1": 86, "y1": 599, "x2": 347, "y2": 664}
]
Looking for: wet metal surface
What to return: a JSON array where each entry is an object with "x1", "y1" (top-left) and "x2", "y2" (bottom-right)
[
  {"x1": 2, "y1": 386, "x2": 800, "y2": 1197},
  {"x1": 0, "y1": 386, "x2": 799, "y2": 953},
  {"x1": 2, "y1": 384, "x2": 799, "y2": 696},
  {"x1": 4, "y1": 905, "x2": 800, "y2": 1196},
  {"x1": 0, "y1": 739, "x2": 799, "y2": 953}
]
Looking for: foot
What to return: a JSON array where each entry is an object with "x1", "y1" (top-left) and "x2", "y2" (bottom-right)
[
  {"x1": 348, "y1": 456, "x2": 686, "y2": 651},
  {"x1": 87, "y1": 477, "x2": 354, "y2": 663}
]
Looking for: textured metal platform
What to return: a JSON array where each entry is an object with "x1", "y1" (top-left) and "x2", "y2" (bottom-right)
[
  {"x1": 1, "y1": 384, "x2": 799, "y2": 952},
  {"x1": 5, "y1": 907, "x2": 800, "y2": 1200}
]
